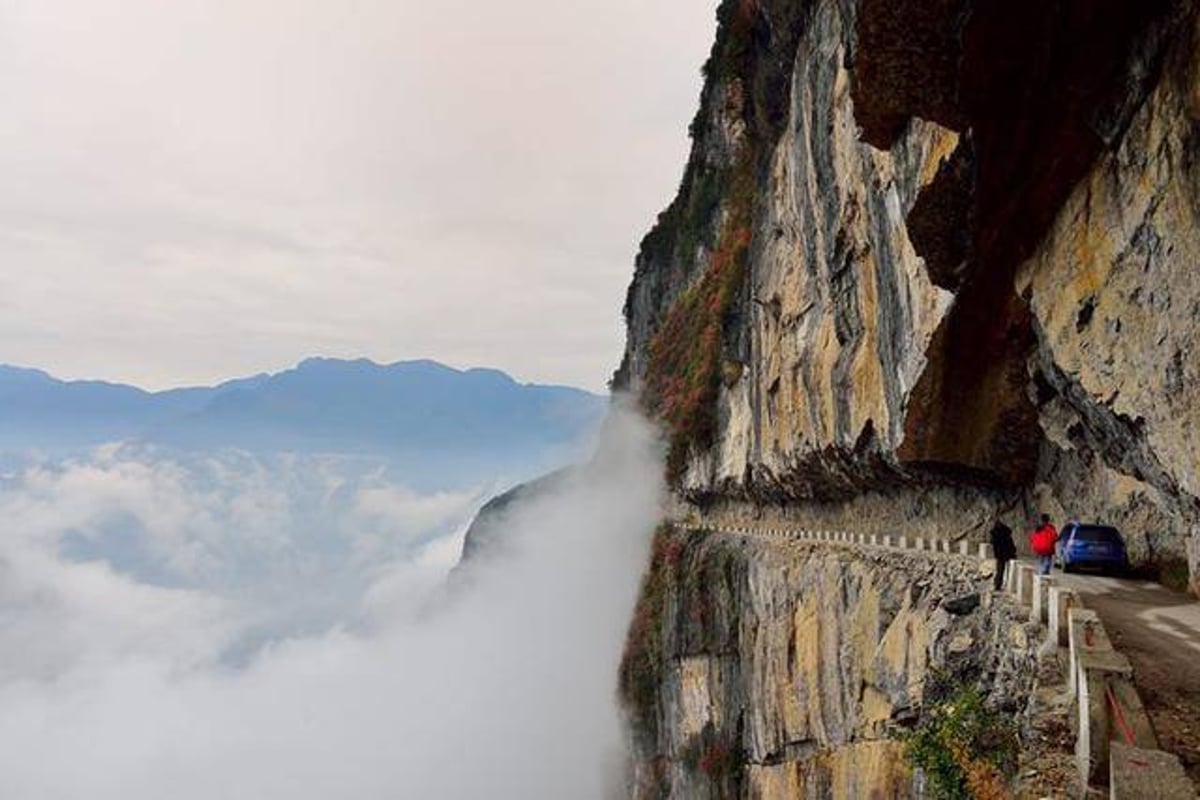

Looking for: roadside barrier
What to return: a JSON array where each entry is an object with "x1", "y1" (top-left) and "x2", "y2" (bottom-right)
[
  {"x1": 681, "y1": 520, "x2": 993, "y2": 561},
  {"x1": 677, "y1": 521, "x2": 1196, "y2": 798},
  {"x1": 1018, "y1": 563, "x2": 1193, "y2": 797}
]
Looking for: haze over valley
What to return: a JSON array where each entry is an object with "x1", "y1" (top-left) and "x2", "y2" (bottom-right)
[{"x1": 0, "y1": 357, "x2": 665, "y2": 798}]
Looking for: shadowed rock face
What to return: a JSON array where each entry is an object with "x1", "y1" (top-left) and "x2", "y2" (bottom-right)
[{"x1": 620, "y1": 0, "x2": 1200, "y2": 570}]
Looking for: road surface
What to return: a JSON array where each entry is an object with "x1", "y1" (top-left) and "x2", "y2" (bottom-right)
[{"x1": 1058, "y1": 571, "x2": 1200, "y2": 789}]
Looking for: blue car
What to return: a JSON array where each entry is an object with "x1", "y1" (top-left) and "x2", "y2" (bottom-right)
[{"x1": 1056, "y1": 523, "x2": 1128, "y2": 573}]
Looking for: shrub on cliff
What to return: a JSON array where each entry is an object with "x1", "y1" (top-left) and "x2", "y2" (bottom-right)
[
  {"x1": 618, "y1": 523, "x2": 687, "y2": 745},
  {"x1": 904, "y1": 685, "x2": 1019, "y2": 799},
  {"x1": 641, "y1": 223, "x2": 750, "y2": 481}
]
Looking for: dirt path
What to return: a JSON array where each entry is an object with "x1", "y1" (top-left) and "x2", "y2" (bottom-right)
[{"x1": 1058, "y1": 572, "x2": 1200, "y2": 789}]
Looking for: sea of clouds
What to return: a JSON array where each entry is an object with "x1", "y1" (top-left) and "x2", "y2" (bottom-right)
[{"x1": 0, "y1": 407, "x2": 663, "y2": 798}]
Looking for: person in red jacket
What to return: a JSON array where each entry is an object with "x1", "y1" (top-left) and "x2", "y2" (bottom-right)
[{"x1": 1030, "y1": 513, "x2": 1058, "y2": 575}]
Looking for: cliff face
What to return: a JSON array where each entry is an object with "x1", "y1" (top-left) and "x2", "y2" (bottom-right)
[
  {"x1": 617, "y1": 0, "x2": 1200, "y2": 573},
  {"x1": 618, "y1": 526, "x2": 1038, "y2": 798},
  {"x1": 613, "y1": 0, "x2": 1200, "y2": 793}
]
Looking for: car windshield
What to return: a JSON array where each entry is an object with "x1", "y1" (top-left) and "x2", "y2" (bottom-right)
[{"x1": 1073, "y1": 526, "x2": 1120, "y2": 543}]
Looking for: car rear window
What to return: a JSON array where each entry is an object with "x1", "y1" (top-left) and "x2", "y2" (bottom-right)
[{"x1": 1073, "y1": 526, "x2": 1120, "y2": 543}]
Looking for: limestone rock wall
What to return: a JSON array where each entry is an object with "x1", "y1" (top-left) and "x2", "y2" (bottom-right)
[
  {"x1": 1018, "y1": 13, "x2": 1200, "y2": 568},
  {"x1": 719, "y1": 2, "x2": 955, "y2": 501},
  {"x1": 619, "y1": 0, "x2": 1200, "y2": 572},
  {"x1": 619, "y1": 528, "x2": 1037, "y2": 799}
]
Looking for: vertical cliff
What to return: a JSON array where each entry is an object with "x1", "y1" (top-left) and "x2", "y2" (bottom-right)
[
  {"x1": 618, "y1": 525, "x2": 1037, "y2": 798},
  {"x1": 616, "y1": 0, "x2": 1200, "y2": 573},
  {"x1": 615, "y1": 0, "x2": 1200, "y2": 794}
]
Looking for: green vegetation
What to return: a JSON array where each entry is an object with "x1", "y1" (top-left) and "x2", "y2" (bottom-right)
[
  {"x1": 904, "y1": 685, "x2": 1020, "y2": 799},
  {"x1": 631, "y1": 0, "x2": 771, "y2": 483},
  {"x1": 705, "y1": 0, "x2": 759, "y2": 85},
  {"x1": 641, "y1": 218, "x2": 751, "y2": 481},
  {"x1": 619, "y1": 523, "x2": 688, "y2": 745}
]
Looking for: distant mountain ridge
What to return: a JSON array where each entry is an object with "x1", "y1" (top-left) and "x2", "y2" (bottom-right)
[{"x1": 0, "y1": 359, "x2": 607, "y2": 481}]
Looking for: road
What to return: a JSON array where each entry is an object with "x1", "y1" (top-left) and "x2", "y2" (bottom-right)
[{"x1": 1057, "y1": 571, "x2": 1200, "y2": 789}]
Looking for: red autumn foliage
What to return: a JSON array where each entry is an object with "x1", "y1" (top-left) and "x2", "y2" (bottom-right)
[
  {"x1": 642, "y1": 225, "x2": 751, "y2": 481},
  {"x1": 698, "y1": 742, "x2": 738, "y2": 779}
]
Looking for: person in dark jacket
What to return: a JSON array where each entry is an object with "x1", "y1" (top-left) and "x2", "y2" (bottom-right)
[{"x1": 990, "y1": 520, "x2": 1017, "y2": 591}]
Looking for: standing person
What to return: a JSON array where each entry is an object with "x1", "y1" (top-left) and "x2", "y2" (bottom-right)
[
  {"x1": 1030, "y1": 513, "x2": 1058, "y2": 575},
  {"x1": 990, "y1": 520, "x2": 1017, "y2": 591}
]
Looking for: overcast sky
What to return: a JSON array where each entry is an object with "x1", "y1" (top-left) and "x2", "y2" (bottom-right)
[{"x1": 0, "y1": 0, "x2": 717, "y2": 392}]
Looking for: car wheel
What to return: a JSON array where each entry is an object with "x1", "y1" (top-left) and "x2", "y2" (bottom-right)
[{"x1": 1063, "y1": 562, "x2": 1074, "y2": 574}]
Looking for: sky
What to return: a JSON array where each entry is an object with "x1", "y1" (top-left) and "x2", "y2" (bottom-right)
[{"x1": 0, "y1": 0, "x2": 718, "y2": 392}]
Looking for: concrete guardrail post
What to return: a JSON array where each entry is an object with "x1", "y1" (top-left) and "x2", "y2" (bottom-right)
[
  {"x1": 1069, "y1": 607, "x2": 1096, "y2": 697},
  {"x1": 1033, "y1": 574, "x2": 1055, "y2": 625},
  {"x1": 1076, "y1": 646, "x2": 1135, "y2": 787},
  {"x1": 977, "y1": 542, "x2": 993, "y2": 560},
  {"x1": 958, "y1": 540, "x2": 971, "y2": 555},
  {"x1": 1003, "y1": 560, "x2": 1015, "y2": 593},
  {"x1": 1015, "y1": 563, "x2": 1036, "y2": 607},
  {"x1": 1048, "y1": 586, "x2": 1080, "y2": 648}
]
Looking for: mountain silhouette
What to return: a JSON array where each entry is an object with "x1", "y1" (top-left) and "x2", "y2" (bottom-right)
[{"x1": 0, "y1": 359, "x2": 606, "y2": 485}]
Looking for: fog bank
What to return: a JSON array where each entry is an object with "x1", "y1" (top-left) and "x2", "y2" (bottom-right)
[{"x1": 0, "y1": 407, "x2": 663, "y2": 798}]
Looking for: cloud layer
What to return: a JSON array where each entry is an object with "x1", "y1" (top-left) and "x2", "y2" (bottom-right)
[
  {"x1": 0, "y1": 0, "x2": 716, "y2": 390},
  {"x1": 0, "y1": 408, "x2": 663, "y2": 798}
]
